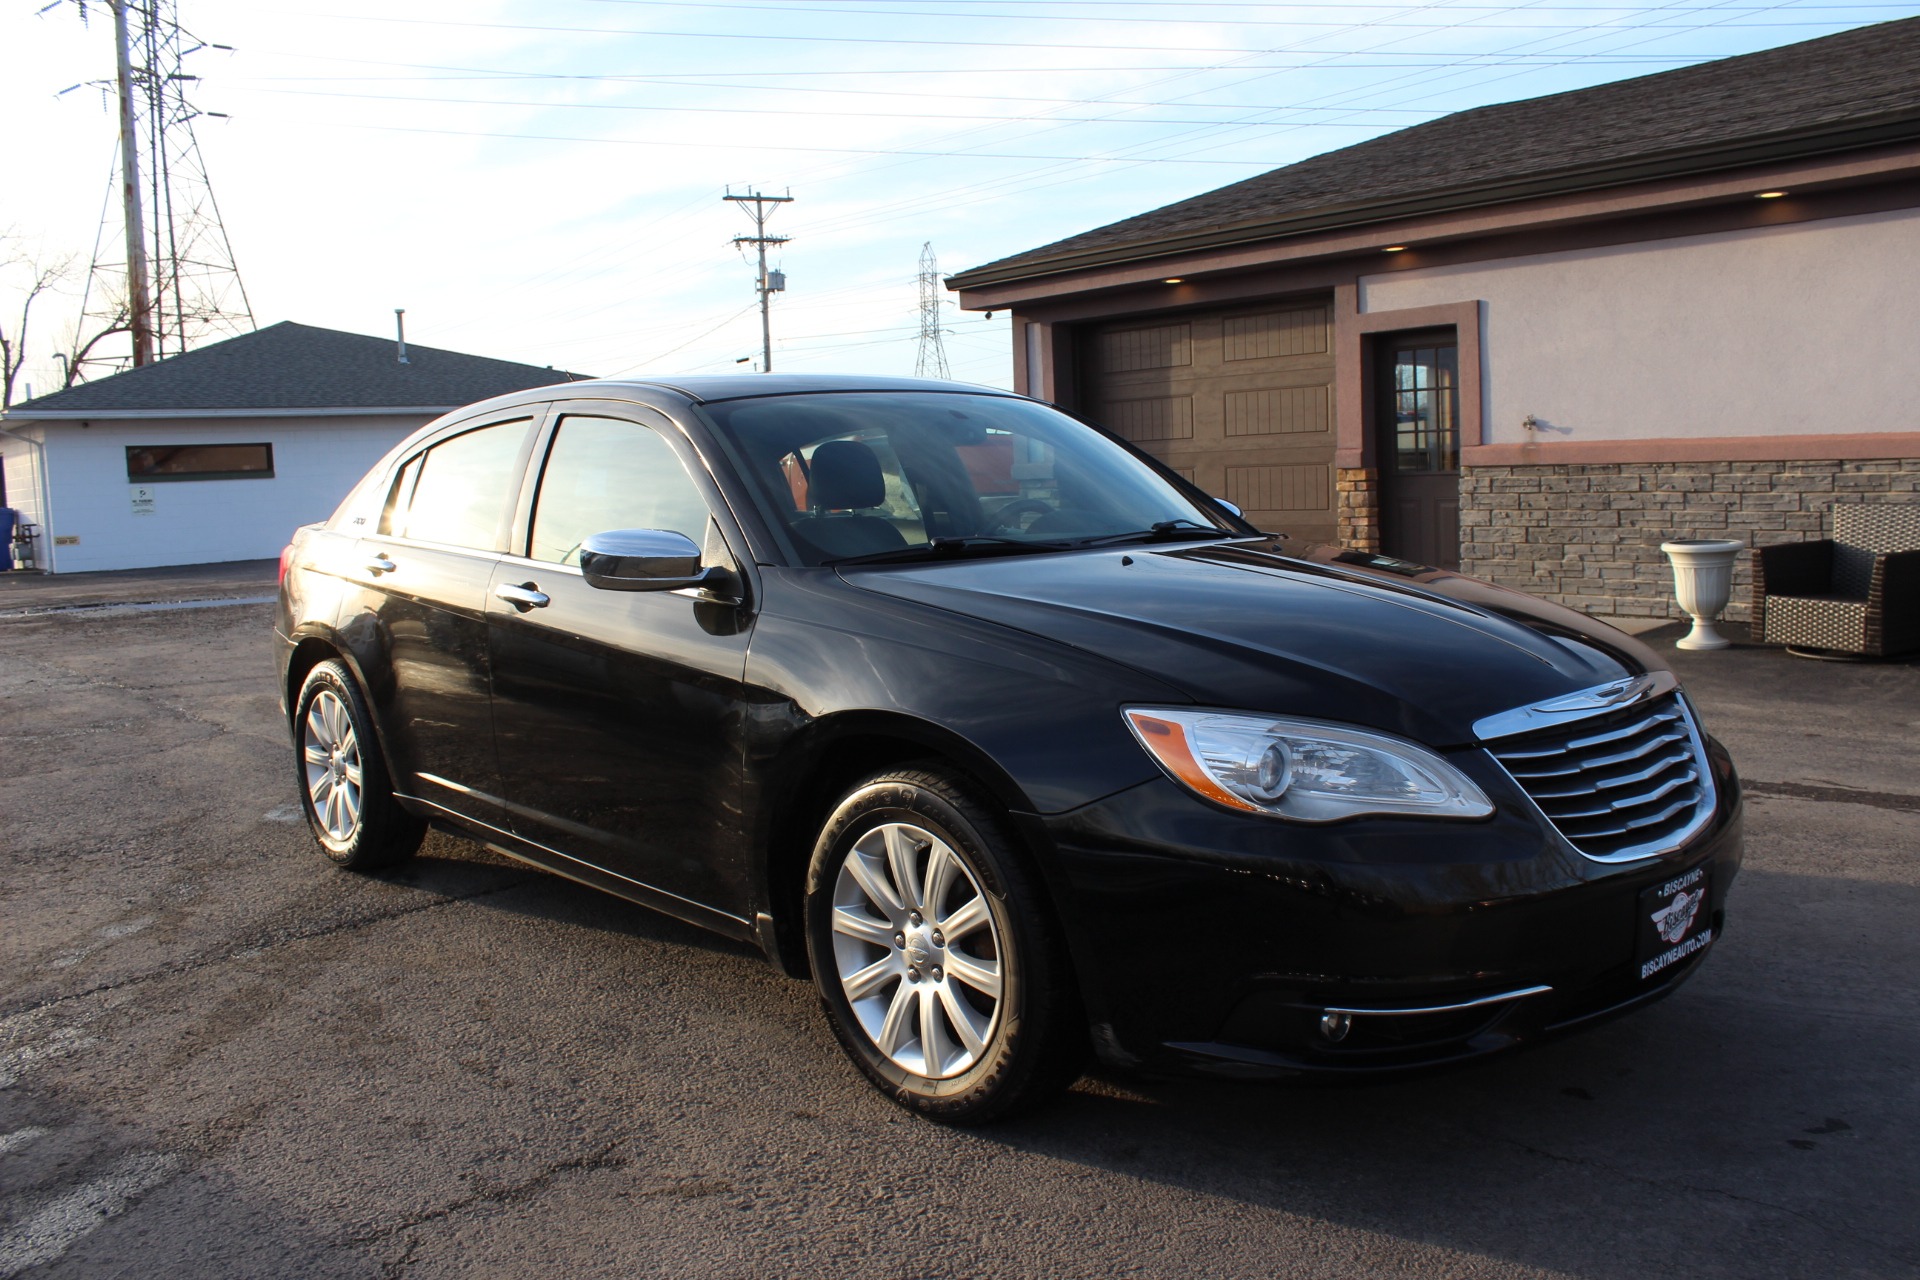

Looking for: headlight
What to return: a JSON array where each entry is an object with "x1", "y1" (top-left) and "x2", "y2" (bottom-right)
[{"x1": 1123, "y1": 707, "x2": 1494, "y2": 823}]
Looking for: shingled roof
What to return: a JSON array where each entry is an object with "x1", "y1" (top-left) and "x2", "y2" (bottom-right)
[
  {"x1": 950, "y1": 16, "x2": 1920, "y2": 289},
  {"x1": 7, "y1": 321, "x2": 586, "y2": 416}
]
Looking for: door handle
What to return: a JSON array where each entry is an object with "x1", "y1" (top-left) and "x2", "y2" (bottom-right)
[
  {"x1": 495, "y1": 582, "x2": 550, "y2": 610},
  {"x1": 366, "y1": 553, "x2": 397, "y2": 576}
]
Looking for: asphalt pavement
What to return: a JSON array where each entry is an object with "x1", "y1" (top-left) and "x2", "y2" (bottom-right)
[{"x1": 0, "y1": 589, "x2": 1915, "y2": 1279}]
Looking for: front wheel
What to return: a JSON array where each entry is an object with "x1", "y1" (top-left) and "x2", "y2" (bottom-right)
[
  {"x1": 804, "y1": 767, "x2": 1085, "y2": 1123},
  {"x1": 293, "y1": 660, "x2": 426, "y2": 871}
]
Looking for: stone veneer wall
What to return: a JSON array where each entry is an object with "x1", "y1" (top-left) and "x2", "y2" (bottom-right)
[
  {"x1": 1458, "y1": 457, "x2": 1920, "y2": 620},
  {"x1": 1335, "y1": 467, "x2": 1381, "y2": 553}
]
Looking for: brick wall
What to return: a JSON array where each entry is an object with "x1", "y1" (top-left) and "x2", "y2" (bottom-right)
[
  {"x1": 1335, "y1": 467, "x2": 1380, "y2": 554},
  {"x1": 1458, "y1": 458, "x2": 1920, "y2": 619}
]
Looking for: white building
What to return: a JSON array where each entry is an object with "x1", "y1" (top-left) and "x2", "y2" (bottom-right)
[{"x1": 1, "y1": 322, "x2": 581, "y2": 573}]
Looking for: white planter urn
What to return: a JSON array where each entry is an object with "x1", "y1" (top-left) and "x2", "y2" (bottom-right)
[{"x1": 1660, "y1": 538, "x2": 1744, "y2": 651}]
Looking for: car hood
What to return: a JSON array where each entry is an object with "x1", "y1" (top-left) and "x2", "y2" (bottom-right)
[{"x1": 839, "y1": 538, "x2": 1667, "y2": 747}]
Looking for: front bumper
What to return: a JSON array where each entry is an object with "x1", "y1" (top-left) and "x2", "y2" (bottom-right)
[{"x1": 1033, "y1": 735, "x2": 1743, "y2": 1079}]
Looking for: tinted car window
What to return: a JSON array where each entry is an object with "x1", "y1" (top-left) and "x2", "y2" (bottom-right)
[
  {"x1": 389, "y1": 420, "x2": 529, "y2": 550},
  {"x1": 528, "y1": 415, "x2": 713, "y2": 567},
  {"x1": 703, "y1": 392, "x2": 1224, "y2": 564}
]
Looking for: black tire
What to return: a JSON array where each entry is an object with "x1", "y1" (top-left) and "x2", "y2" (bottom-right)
[
  {"x1": 804, "y1": 766, "x2": 1086, "y2": 1123},
  {"x1": 292, "y1": 660, "x2": 426, "y2": 872}
]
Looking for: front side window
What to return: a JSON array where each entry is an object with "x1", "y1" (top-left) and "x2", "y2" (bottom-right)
[
  {"x1": 385, "y1": 419, "x2": 529, "y2": 550},
  {"x1": 704, "y1": 392, "x2": 1228, "y2": 565},
  {"x1": 528, "y1": 415, "x2": 712, "y2": 566}
]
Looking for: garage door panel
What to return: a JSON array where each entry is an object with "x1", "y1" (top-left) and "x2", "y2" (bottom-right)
[
  {"x1": 1222, "y1": 306, "x2": 1331, "y2": 361},
  {"x1": 1198, "y1": 368, "x2": 1335, "y2": 398},
  {"x1": 1097, "y1": 322, "x2": 1192, "y2": 373},
  {"x1": 1082, "y1": 296, "x2": 1337, "y2": 542},
  {"x1": 1099, "y1": 395, "x2": 1194, "y2": 442},
  {"x1": 1225, "y1": 463, "x2": 1332, "y2": 512},
  {"x1": 1223, "y1": 385, "x2": 1329, "y2": 437}
]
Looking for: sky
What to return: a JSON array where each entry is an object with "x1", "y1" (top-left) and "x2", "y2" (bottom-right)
[{"x1": 2, "y1": 0, "x2": 1915, "y2": 399}]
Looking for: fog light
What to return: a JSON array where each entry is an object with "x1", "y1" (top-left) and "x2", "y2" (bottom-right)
[{"x1": 1318, "y1": 1011, "x2": 1352, "y2": 1042}]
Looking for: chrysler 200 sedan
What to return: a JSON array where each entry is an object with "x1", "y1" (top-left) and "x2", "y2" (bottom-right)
[{"x1": 275, "y1": 374, "x2": 1741, "y2": 1123}]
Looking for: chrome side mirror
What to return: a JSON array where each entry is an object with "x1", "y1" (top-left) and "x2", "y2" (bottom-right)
[
  {"x1": 1215, "y1": 498, "x2": 1244, "y2": 519},
  {"x1": 579, "y1": 529, "x2": 732, "y2": 594}
]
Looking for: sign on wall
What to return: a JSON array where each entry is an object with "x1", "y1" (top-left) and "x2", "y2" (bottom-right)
[{"x1": 130, "y1": 485, "x2": 156, "y2": 516}]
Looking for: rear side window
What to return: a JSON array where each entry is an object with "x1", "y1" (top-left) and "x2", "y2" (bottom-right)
[
  {"x1": 528, "y1": 415, "x2": 712, "y2": 566},
  {"x1": 382, "y1": 420, "x2": 530, "y2": 550}
]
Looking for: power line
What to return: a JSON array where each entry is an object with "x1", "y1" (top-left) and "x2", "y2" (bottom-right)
[
  {"x1": 290, "y1": 10, "x2": 1769, "y2": 56},
  {"x1": 241, "y1": 84, "x2": 1523, "y2": 127},
  {"x1": 609, "y1": 301, "x2": 760, "y2": 376},
  {"x1": 310, "y1": 119, "x2": 1301, "y2": 164},
  {"x1": 567, "y1": 0, "x2": 1892, "y2": 27},
  {"x1": 582, "y1": 0, "x2": 1914, "y2": 10}
]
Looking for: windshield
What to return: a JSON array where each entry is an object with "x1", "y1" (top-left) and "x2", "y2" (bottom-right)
[{"x1": 701, "y1": 391, "x2": 1235, "y2": 565}]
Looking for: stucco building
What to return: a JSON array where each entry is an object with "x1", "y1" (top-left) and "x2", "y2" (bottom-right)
[
  {"x1": 949, "y1": 17, "x2": 1920, "y2": 619},
  {"x1": 1, "y1": 322, "x2": 580, "y2": 573}
]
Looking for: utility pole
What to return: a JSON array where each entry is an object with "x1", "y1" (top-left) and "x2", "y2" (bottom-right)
[
  {"x1": 112, "y1": 0, "x2": 154, "y2": 367},
  {"x1": 724, "y1": 189, "x2": 791, "y2": 373},
  {"x1": 914, "y1": 242, "x2": 951, "y2": 380}
]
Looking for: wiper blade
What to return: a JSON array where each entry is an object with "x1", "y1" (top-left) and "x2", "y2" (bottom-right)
[
  {"x1": 1068, "y1": 520, "x2": 1232, "y2": 549},
  {"x1": 827, "y1": 535, "x2": 1072, "y2": 567}
]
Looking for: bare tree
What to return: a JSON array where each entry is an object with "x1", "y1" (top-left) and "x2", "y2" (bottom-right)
[
  {"x1": 0, "y1": 238, "x2": 74, "y2": 410},
  {"x1": 57, "y1": 296, "x2": 133, "y2": 390}
]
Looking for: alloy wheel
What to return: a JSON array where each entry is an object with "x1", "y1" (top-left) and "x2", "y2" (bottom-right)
[
  {"x1": 829, "y1": 821, "x2": 1004, "y2": 1079},
  {"x1": 302, "y1": 688, "x2": 364, "y2": 842}
]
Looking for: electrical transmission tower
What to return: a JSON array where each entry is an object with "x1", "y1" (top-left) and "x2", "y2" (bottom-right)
[
  {"x1": 60, "y1": 0, "x2": 254, "y2": 376},
  {"x1": 914, "y1": 242, "x2": 951, "y2": 380},
  {"x1": 723, "y1": 189, "x2": 791, "y2": 373}
]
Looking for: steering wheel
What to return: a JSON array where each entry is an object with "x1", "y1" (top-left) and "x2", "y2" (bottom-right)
[{"x1": 983, "y1": 499, "x2": 1056, "y2": 535}]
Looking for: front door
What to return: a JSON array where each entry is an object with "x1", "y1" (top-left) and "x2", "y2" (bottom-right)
[
  {"x1": 1376, "y1": 333, "x2": 1462, "y2": 571},
  {"x1": 485, "y1": 408, "x2": 757, "y2": 917}
]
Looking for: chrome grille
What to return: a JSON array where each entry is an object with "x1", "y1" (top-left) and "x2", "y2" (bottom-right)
[{"x1": 1483, "y1": 691, "x2": 1713, "y2": 863}]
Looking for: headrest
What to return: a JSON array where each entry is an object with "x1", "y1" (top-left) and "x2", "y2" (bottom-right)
[{"x1": 809, "y1": 439, "x2": 887, "y2": 511}]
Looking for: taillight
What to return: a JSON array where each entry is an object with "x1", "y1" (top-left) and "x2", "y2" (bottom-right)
[{"x1": 278, "y1": 544, "x2": 295, "y2": 584}]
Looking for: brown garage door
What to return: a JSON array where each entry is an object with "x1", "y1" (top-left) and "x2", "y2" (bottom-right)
[{"x1": 1079, "y1": 300, "x2": 1336, "y2": 545}]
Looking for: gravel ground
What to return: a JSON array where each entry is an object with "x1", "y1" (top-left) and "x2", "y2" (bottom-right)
[{"x1": 0, "y1": 596, "x2": 1915, "y2": 1279}]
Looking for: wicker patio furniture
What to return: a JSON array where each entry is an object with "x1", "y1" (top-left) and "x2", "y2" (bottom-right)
[{"x1": 1751, "y1": 504, "x2": 1920, "y2": 657}]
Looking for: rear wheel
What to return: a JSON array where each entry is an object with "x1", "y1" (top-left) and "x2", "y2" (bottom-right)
[
  {"x1": 804, "y1": 767, "x2": 1085, "y2": 1123},
  {"x1": 294, "y1": 660, "x2": 425, "y2": 871}
]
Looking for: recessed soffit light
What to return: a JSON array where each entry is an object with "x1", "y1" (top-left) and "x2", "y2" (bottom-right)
[{"x1": 1756, "y1": 190, "x2": 1788, "y2": 199}]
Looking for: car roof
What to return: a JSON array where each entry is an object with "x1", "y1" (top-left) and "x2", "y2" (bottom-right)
[{"x1": 552, "y1": 373, "x2": 1025, "y2": 406}]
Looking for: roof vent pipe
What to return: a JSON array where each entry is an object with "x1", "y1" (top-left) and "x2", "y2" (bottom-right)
[{"x1": 395, "y1": 308, "x2": 409, "y2": 365}]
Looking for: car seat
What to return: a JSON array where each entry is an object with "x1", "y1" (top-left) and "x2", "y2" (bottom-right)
[{"x1": 790, "y1": 440, "x2": 911, "y2": 559}]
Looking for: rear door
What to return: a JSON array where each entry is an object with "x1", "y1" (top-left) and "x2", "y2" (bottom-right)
[
  {"x1": 484, "y1": 405, "x2": 758, "y2": 917},
  {"x1": 347, "y1": 413, "x2": 540, "y2": 824}
]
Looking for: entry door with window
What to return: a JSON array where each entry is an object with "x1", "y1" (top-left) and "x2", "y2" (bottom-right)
[{"x1": 1376, "y1": 334, "x2": 1462, "y2": 571}]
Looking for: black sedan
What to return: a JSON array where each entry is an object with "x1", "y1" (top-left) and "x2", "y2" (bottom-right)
[{"x1": 274, "y1": 374, "x2": 1741, "y2": 1123}]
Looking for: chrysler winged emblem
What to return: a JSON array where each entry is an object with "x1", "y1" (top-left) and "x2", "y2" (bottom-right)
[
  {"x1": 1545, "y1": 674, "x2": 1656, "y2": 715},
  {"x1": 1651, "y1": 888, "x2": 1704, "y2": 944}
]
